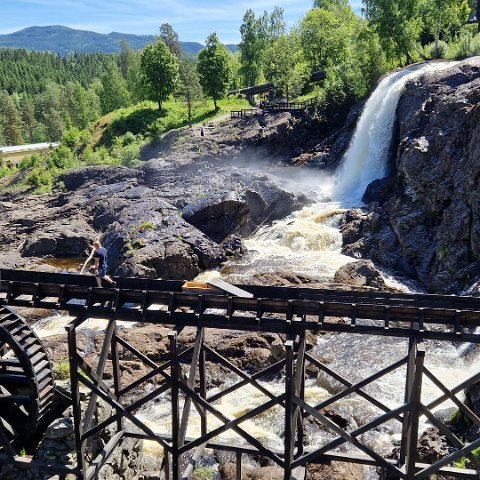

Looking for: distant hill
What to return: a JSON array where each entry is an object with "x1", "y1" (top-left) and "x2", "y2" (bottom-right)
[{"x1": 0, "y1": 26, "x2": 238, "y2": 55}]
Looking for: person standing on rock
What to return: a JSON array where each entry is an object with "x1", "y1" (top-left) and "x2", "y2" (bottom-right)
[{"x1": 92, "y1": 241, "x2": 116, "y2": 288}]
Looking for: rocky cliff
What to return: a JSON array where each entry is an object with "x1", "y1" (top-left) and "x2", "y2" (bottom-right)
[
  {"x1": 341, "y1": 59, "x2": 480, "y2": 293},
  {"x1": 0, "y1": 113, "x2": 317, "y2": 279}
]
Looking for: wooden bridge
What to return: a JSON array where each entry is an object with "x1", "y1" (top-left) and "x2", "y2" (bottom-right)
[
  {"x1": 231, "y1": 99, "x2": 315, "y2": 119},
  {"x1": 1, "y1": 268, "x2": 480, "y2": 479}
]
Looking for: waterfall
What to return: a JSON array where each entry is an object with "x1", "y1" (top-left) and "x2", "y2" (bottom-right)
[{"x1": 330, "y1": 62, "x2": 457, "y2": 204}]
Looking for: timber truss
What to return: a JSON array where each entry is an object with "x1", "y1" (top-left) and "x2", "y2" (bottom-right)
[{"x1": 1, "y1": 268, "x2": 480, "y2": 479}]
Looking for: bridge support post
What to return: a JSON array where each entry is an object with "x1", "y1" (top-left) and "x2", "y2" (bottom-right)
[
  {"x1": 284, "y1": 333, "x2": 306, "y2": 479},
  {"x1": 400, "y1": 339, "x2": 425, "y2": 479},
  {"x1": 169, "y1": 330, "x2": 180, "y2": 480},
  {"x1": 285, "y1": 339, "x2": 294, "y2": 479},
  {"x1": 67, "y1": 318, "x2": 86, "y2": 478}
]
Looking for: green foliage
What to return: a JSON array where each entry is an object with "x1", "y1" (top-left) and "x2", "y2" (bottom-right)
[
  {"x1": 0, "y1": 165, "x2": 14, "y2": 179},
  {"x1": 197, "y1": 33, "x2": 232, "y2": 110},
  {"x1": 364, "y1": 0, "x2": 425, "y2": 64},
  {"x1": 179, "y1": 57, "x2": 204, "y2": 127},
  {"x1": 264, "y1": 33, "x2": 309, "y2": 100},
  {"x1": 100, "y1": 64, "x2": 131, "y2": 114},
  {"x1": 19, "y1": 153, "x2": 42, "y2": 170},
  {"x1": 300, "y1": 6, "x2": 356, "y2": 72},
  {"x1": 0, "y1": 48, "x2": 115, "y2": 95},
  {"x1": 1, "y1": 91, "x2": 24, "y2": 145},
  {"x1": 192, "y1": 466, "x2": 216, "y2": 480},
  {"x1": 48, "y1": 145, "x2": 78, "y2": 169},
  {"x1": 53, "y1": 361, "x2": 71, "y2": 380},
  {"x1": 159, "y1": 23, "x2": 182, "y2": 59},
  {"x1": 24, "y1": 167, "x2": 55, "y2": 191},
  {"x1": 140, "y1": 40, "x2": 180, "y2": 110},
  {"x1": 422, "y1": 0, "x2": 470, "y2": 57},
  {"x1": 137, "y1": 221, "x2": 155, "y2": 231}
]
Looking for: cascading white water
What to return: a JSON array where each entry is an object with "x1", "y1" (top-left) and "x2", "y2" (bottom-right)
[{"x1": 330, "y1": 61, "x2": 458, "y2": 204}]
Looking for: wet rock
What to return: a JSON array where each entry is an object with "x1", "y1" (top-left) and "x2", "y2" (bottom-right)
[
  {"x1": 340, "y1": 61, "x2": 480, "y2": 293},
  {"x1": 21, "y1": 219, "x2": 94, "y2": 257},
  {"x1": 0, "y1": 113, "x2": 311, "y2": 280},
  {"x1": 334, "y1": 260, "x2": 388, "y2": 289},
  {"x1": 183, "y1": 192, "x2": 250, "y2": 242},
  {"x1": 306, "y1": 462, "x2": 366, "y2": 480}
]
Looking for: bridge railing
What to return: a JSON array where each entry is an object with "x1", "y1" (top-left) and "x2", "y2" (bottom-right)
[{"x1": 2, "y1": 270, "x2": 480, "y2": 479}]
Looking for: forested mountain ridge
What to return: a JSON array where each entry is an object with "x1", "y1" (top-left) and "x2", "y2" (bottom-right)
[{"x1": 0, "y1": 26, "x2": 238, "y2": 55}]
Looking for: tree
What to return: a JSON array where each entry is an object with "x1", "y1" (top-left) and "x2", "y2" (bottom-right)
[
  {"x1": 299, "y1": 7, "x2": 354, "y2": 71},
  {"x1": 140, "y1": 40, "x2": 179, "y2": 110},
  {"x1": 264, "y1": 33, "x2": 308, "y2": 100},
  {"x1": 179, "y1": 58, "x2": 203, "y2": 127},
  {"x1": 127, "y1": 53, "x2": 147, "y2": 103},
  {"x1": 21, "y1": 96, "x2": 37, "y2": 143},
  {"x1": 197, "y1": 33, "x2": 232, "y2": 110},
  {"x1": 363, "y1": 0, "x2": 426, "y2": 64},
  {"x1": 119, "y1": 39, "x2": 133, "y2": 79},
  {"x1": 421, "y1": 0, "x2": 470, "y2": 56},
  {"x1": 100, "y1": 64, "x2": 130, "y2": 114},
  {"x1": 2, "y1": 93, "x2": 24, "y2": 145},
  {"x1": 313, "y1": 0, "x2": 349, "y2": 8},
  {"x1": 239, "y1": 9, "x2": 266, "y2": 86},
  {"x1": 159, "y1": 23, "x2": 182, "y2": 59},
  {"x1": 264, "y1": 6, "x2": 287, "y2": 42}
]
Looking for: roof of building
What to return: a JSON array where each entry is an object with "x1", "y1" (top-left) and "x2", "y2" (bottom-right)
[{"x1": 0, "y1": 142, "x2": 60, "y2": 154}]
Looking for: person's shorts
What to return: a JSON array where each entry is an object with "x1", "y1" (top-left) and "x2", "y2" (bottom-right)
[{"x1": 96, "y1": 266, "x2": 107, "y2": 278}]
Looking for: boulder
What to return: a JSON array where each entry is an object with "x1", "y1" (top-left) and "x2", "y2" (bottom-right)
[
  {"x1": 334, "y1": 260, "x2": 388, "y2": 289},
  {"x1": 21, "y1": 219, "x2": 94, "y2": 257},
  {"x1": 183, "y1": 192, "x2": 250, "y2": 242}
]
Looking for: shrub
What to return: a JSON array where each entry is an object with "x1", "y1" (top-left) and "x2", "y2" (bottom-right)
[
  {"x1": 425, "y1": 40, "x2": 449, "y2": 59},
  {"x1": 53, "y1": 361, "x2": 70, "y2": 380}
]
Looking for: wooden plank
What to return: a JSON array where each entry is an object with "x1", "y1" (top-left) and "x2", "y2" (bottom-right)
[{"x1": 207, "y1": 278, "x2": 253, "y2": 298}]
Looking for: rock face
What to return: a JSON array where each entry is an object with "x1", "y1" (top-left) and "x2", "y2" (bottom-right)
[
  {"x1": 0, "y1": 113, "x2": 312, "y2": 280},
  {"x1": 341, "y1": 60, "x2": 480, "y2": 293},
  {"x1": 334, "y1": 260, "x2": 388, "y2": 289}
]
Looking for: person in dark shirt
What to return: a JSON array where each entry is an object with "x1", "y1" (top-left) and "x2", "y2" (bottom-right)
[{"x1": 93, "y1": 241, "x2": 116, "y2": 287}]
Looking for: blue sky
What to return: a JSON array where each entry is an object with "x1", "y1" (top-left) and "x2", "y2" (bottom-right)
[{"x1": 1, "y1": 0, "x2": 363, "y2": 44}]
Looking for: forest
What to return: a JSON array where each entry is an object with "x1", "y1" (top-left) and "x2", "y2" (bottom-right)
[{"x1": 0, "y1": 0, "x2": 479, "y2": 187}]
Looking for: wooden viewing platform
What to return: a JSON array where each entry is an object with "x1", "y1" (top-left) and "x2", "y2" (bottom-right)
[
  {"x1": 231, "y1": 99, "x2": 315, "y2": 119},
  {"x1": 1, "y1": 268, "x2": 480, "y2": 479}
]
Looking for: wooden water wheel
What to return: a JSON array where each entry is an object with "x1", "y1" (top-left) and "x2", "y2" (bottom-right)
[{"x1": 0, "y1": 306, "x2": 55, "y2": 450}]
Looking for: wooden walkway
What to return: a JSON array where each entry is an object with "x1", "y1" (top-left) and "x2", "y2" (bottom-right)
[
  {"x1": 1, "y1": 268, "x2": 480, "y2": 479},
  {"x1": 231, "y1": 99, "x2": 315, "y2": 119}
]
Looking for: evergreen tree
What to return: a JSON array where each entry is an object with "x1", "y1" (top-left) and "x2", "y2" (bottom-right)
[
  {"x1": 21, "y1": 96, "x2": 37, "y2": 143},
  {"x1": 140, "y1": 40, "x2": 179, "y2": 110},
  {"x1": 127, "y1": 53, "x2": 147, "y2": 103},
  {"x1": 159, "y1": 23, "x2": 182, "y2": 59},
  {"x1": 100, "y1": 64, "x2": 131, "y2": 114},
  {"x1": 2, "y1": 93, "x2": 24, "y2": 145},
  {"x1": 119, "y1": 39, "x2": 133, "y2": 79},
  {"x1": 197, "y1": 33, "x2": 232, "y2": 110}
]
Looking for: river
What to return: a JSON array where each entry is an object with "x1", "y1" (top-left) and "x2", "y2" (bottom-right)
[{"x1": 34, "y1": 60, "x2": 477, "y2": 477}]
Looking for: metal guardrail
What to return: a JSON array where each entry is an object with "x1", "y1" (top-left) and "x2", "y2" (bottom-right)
[{"x1": 1, "y1": 269, "x2": 480, "y2": 479}]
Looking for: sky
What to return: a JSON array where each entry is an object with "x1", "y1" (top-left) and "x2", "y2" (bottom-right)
[{"x1": 0, "y1": 0, "x2": 363, "y2": 44}]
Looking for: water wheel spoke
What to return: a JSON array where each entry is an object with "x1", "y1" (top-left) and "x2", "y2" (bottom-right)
[{"x1": 0, "y1": 306, "x2": 55, "y2": 450}]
